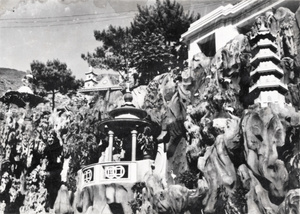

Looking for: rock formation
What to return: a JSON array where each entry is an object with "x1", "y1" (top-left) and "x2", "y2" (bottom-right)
[{"x1": 137, "y1": 5, "x2": 300, "y2": 214}]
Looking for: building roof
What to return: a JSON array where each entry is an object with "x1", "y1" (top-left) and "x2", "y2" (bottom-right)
[
  {"x1": 93, "y1": 68, "x2": 120, "y2": 75},
  {"x1": 181, "y1": 0, "x2": 295, "y2": 44},
  {"x1": 85, "y1": 79, "x2": 97, "y2": 83},
  {"x1": 94, "y1": 75, "x2": 120, "y2": 90},
  {"x1": 78, "y1": 86, "x2": 122, "y2": 93},
  {"x1": 85, "y1": 71, "x2": 97, "y2": 75},
  {"x1": 80, "y1": 68, "x2": 122, "y2": 93}
]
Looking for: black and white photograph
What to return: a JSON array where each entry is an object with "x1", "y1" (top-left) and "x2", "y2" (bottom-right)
[{"x1": 0, "y1": 0, "x2": 300, "y2": 213}]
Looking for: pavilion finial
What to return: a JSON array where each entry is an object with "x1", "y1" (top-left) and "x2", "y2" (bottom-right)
[
  {"x1": 89, "y1": 66, "x2": 93, "y2": 73},
  {"x1": 122, "y1": 82, "x2": 135, "y2": 107},
  {"x1": 124, "y1": 91, "x2": 133, "y2": 104},
  {"x1": 126, "y1": 82, "x2": 130, "y2": 93}
]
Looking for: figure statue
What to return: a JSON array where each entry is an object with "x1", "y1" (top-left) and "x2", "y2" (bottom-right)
[
  {"x1": 112, "y1": 136, "x2": 126, "y2": 162},
  {"x1": 44, "y1": 131, "x2": 63, "y2": 210},
  {"x1": 138, "y1": 126, "x2": 155, "y2": 159}
]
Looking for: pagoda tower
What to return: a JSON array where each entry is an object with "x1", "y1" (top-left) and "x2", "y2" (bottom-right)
[
  {"x1": 84, "y1": 66, "x2": 97, "y2": 88},
  {"x1": 248, "y1": 22, "x2": 287, "y2": 107}
]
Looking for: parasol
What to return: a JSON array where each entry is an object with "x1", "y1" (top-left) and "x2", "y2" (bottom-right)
[
  {"x1": 0, "y1": 91, "x2": 49, "y2": 108},
  {"x1": 0, "y1": 92, "x2": 26, "y2": 108}
]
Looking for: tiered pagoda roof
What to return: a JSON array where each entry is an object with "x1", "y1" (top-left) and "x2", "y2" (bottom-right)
[
  {"x1": 250, "y1": 48, "x2": 281, "y2": 68},
  {"x1": 248, "y1": 26, "x2": 288, "y2": 107},
  {"x1": 249, "y1": 27, "x2": 276, "y2": 45},
  {"x1": 249, "y1": 75, "x2": 288, "y2": 94},
  {"x1": 99, "y1": 91, "x2": 151, "y2": 136},
  {"x1": 250, "y1": 61, "x2": 284, "y2": 81}
]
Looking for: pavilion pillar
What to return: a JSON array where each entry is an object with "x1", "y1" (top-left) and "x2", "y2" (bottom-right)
[
  {"x1": 105, "y1": 130, "x2": 114, "y2": 162},
  {"x1": 131, "y1": 130, "x2": 137, "y2": 161}
]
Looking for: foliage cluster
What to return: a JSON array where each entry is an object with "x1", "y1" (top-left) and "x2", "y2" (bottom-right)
[
  {"x1": 30, "y1": 59, "x2": 84, "y2": 110},
  {"x1": 128, "y1": 182, "x2": 146, "y2": 214},
  {"x1": 64, "y1": 108, "x2": 103, "y2": 192},
  {"x1": 82, "y1": 0, "x2": 200, "y2": 85},
  {"x1": 177, "y1": 170, "x2": 198, "y2": 189},
  {"x1": 214, "y1": 185, "x2": 247, "y2": 214}
]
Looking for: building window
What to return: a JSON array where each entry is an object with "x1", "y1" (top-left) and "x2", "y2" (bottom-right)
[{"x1": 198, "y1": 33, "x2": 216, "y2": 57}]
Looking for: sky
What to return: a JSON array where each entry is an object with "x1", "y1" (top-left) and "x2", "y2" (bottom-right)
[{"x1": 0, "y1": 0, "x2": 239, "y2": 80}]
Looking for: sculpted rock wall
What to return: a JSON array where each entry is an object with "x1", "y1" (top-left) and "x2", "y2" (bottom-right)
[
  {"x1": 197, "y1": 116, "x2": 241, "y2": 213},
  {"x1": 53, "y1": 168, "x2": 135, "y2": 214},
  {"x1": 278, "y1": 189, "x2": 300, "y2": 214},
  {"x1": 241, "y1": 107, "x2": 288, "y2": 198},
  {"x1": 137, "y1": 173, "x2": 208, "y2": 214},
  {"x1": 138, "y1": 5, "x2": 300, "y2": 214},
  {"x1": 237, "y1": 164, "x2": 278, "y2": 214}
]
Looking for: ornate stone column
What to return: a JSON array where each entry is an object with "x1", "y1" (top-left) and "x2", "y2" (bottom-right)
[
  {"x1": 131, "y1": 130, "x2": 137, "y2": 161},
  {"x1": 105, "y1": 130, "x2": 114, "y2": 162}
]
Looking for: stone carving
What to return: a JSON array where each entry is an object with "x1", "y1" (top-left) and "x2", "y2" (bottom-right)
[
  {"x1": 274, "y1": 6, "x2": 300, "y2": 109},
  {"x1": 238, "y1": 164, "x2": 278, "y2": 214},
  {"x1": 241, "y1": 106, "x2": 288, "y2": 198},
  {"x1": 249, "y1": 15, "x2": 268, "y2": 39},
  {"x1": 190, "y1": 52, "x2": 212, "y2": 102},
  {"x1": 138, "y1": 173, "x2": 208, "y2": 214},
  {"x1": 175, "y1": 6, "x2": 300, "y2": 211},
  {"x1": 274, "y1": 7, "x2": 297, "y2": 58},
  {"x1": 141, "y1": 32, "x2": 250, "y2": 163},
  {"x1": 53, "y1": 184, "x2": 73, "y2": 214},
  {"x1": 281, "y1": 57, "x2": 295, "y2": 84},
  {"x1": 278, "y1": 188, "x2": 300, "y2": 214},
  {"x1": 143, "y1": 78, "x2": 166, "y2": 126},
  {"x1": 211, "y1": 34, "x2": 251, "y2": 87},
  {"x1": 197, "y1": 116, "x2": 241, "y2": 213},
  {"x1": 73, "y1": 183, "x2": 132, "y2": 214},
  {"x1": 153, "y1": 184, "x2": 206, "y2": 214},
  {"x1": 295, "y1": 6, "x2": 300, "y2": 70},
  {"x1": 137, "y1": 126, "x2": 155, "y2": 159},
  {"x1": 247, "y1": 6, "x2": 300, "y2": 75},
  {"x1": 143, "y1": 73, "x2": 188, "y2": 158}
]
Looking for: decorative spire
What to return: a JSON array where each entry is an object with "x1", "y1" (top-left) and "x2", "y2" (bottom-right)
[
  {"x1": 89, "y1": 66, "x2": 93, "y2": 73},
  {"x1": 121, "y1": 81, "x2": 134, "y2": 107},
  {"x1": 124, "y1": 92, "x2": 133, "y2": 104},
  {"x1": 126, "y1": 82, "x2": 130, "y2": 93},
  {"x1": 123, "y1": 90, "x2": 134, "y2": 108}
]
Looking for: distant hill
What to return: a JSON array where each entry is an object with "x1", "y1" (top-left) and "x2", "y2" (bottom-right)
[{"x1": 0, "y1": 68, "x2": 26, "y2": 96}]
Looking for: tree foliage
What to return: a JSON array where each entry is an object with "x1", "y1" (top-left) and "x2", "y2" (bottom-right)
[
  {"x1": 30, "y1": 59, "x2": 83, "y2": 110},
  {"x1": 131, "y1": 0, "x2": 199, "y2": 43},
  {"x1": 82, "y1": 0, "x2": 200, "y2": 85},
  {"x1": 130, "y1": 31, "x2": 173, "y2": 84},
  {"x1": 82, "y1": 26, "x2": 131, "y2": 73},
  {"x1": 178, "y1": 170, "x2": 199, "y2": 189}
]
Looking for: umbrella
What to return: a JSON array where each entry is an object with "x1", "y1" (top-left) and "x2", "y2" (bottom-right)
[
  {"x1": 0, "y1": 92, "x2": 26, "y2": 108},
  {"x1": 4, "y1": 91, "x2": 49, "y2": 108}
]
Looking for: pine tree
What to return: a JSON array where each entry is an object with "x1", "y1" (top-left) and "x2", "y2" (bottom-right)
[
  {"x1": 82, "y1": 0, "x2": 200, "y2": 84},
  {"x1": 30, "y1": 60, "x2": 83, "y2": 110}
]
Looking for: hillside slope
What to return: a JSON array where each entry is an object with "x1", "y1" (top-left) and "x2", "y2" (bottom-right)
[{"x1": 0, "y1": 68, "x2": 26, "y2": 96}]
